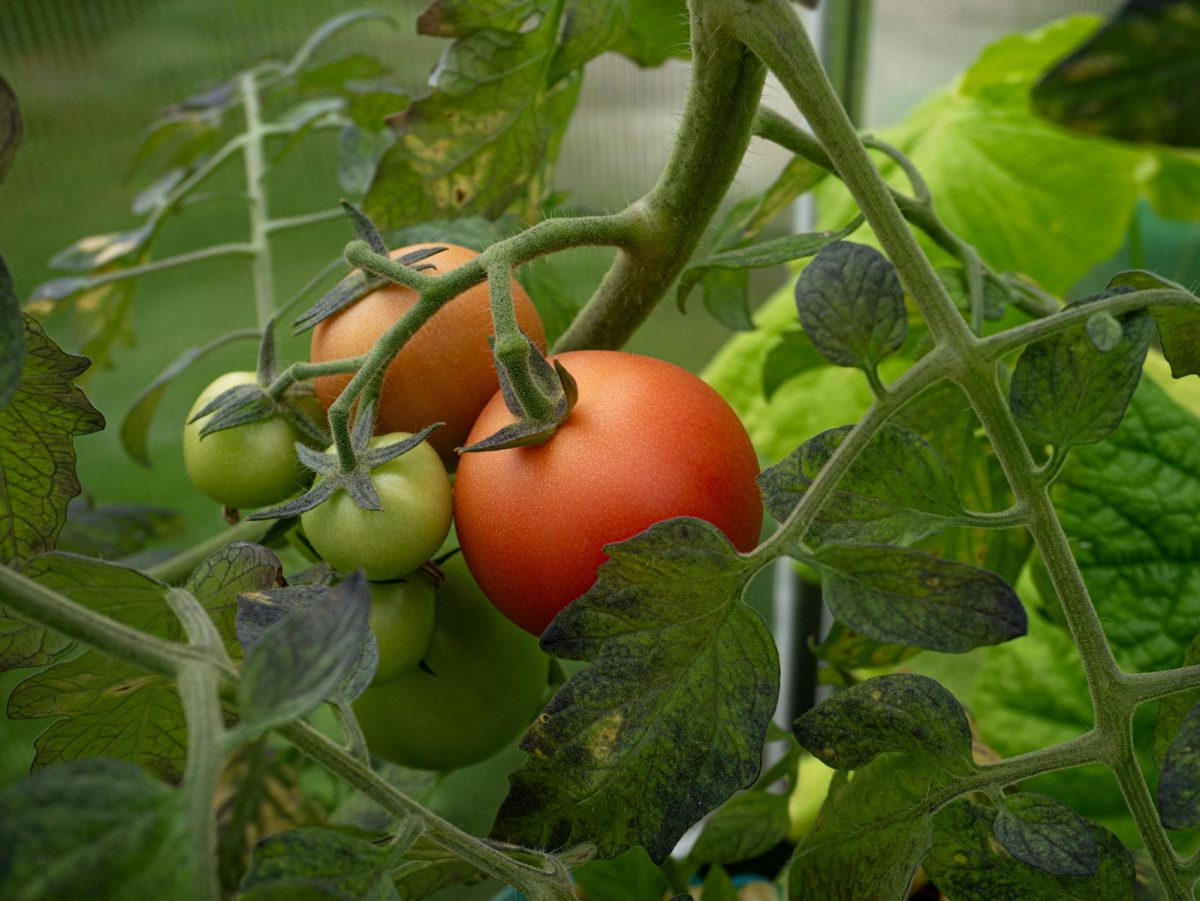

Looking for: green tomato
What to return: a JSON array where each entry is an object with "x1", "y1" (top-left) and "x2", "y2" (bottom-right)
[
  {"x1": 369, "y1": 571, "x2": 437, "y2": 685},
  {"x1": 183, "y1": 371, "x2": 310, "y2": 510},
  {"x1": 353, "y1": 553, "x2": 550, "y2": 771},
  {"x1": 300, "y1": 433, "x2": 452, "y2": 580}
]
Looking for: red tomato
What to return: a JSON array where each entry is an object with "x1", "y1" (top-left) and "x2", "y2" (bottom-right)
[
  {"x1": 309, "y1": 243, "x2": 546, "y2": 469},
  {"x1": 453, "y1": 350, "x2": 763, "y2": 635}
]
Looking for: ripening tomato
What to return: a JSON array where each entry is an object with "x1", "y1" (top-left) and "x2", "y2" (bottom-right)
[
  {"x1": 353, "y1": 552, "x2": 550, "y2": 770},
  {"x1": 453, "y1": 350, "x2": 763, "y2": 635},
  {"x1": 309, "y1": 243, "x2": 546, "y2": 468}
]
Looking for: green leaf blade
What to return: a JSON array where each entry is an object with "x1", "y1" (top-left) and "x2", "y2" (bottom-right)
[
  {"x1": 690, "y1": 791, "x2": 792, "y2": 866},
  {"x1": 993, "y1": 793, "x2": 1100, "y2": 877},
  {"x1": 1158, "y1": 700, "x2": 1200, "y2": 829},
  {"x1": 495, "y1": 518, "x2": 777, "y2": 862}
]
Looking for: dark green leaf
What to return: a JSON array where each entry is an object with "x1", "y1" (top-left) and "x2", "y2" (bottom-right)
[
  {"x1": 0, "y1": 316, "x2": 104, "y2": 566},
  {"x1": 1107, "y1": 269, "x2": 1200, "y2": 378},
  {"x1": 758, "y1": 423, "x2": 963, "y2": 546},
  {"x1": 1154, "y1": 632, "x2": 1200, "y2": 768},
  {"x1": 185, "y1": 541, "x2": 283, "y2": 662},
  {"x1": 240, "y1": 828, "x2": 398, "y2": 901},
  {"x1": 574, "y1": 848, "x2": 669, "y2": 901},
  {"x1": 1010, "y1": 290, "x2": 1152, "y2": 451},
  {"x1": 793, "y1": 673, "x2": 973, "y2": 772},
  {"x1": 761, "y1": 329, "x2": 828, "y2": 400},
  {"x1": 612, "y1": 0, "x2": 690, "y2": 66},
  {"x1": 994, "y1": 793, "x2": 1099, "y2": 877},
  {"x1": 0, "y1": 759, "x2": 190, "y2": 900},
  {"x1": 495, "y1": 519, "x2": 777, "y2": 862},
  {"x1": 0, "y1": 74, "x2": 22, "y2": 184},
  {"x1": 550, "y1": 0, "x2": 630, "y2": 82},
  {"x1": 1047, "y1": 377, "x2": 1200, "y2": 672},
  {"x1": 364, "y1": 6, "x2": 578, "y2": 229},
  {"x1": 0, "y1": 256, "x2": 22, "y2": 409},
  {"x1": 701, "y1": 865, "x2": 738, "y2": 901},
  {"x1": 923, "y1": 798, "x2": 1135, "y2": 900},
  {"x1": 793, "y1": 241, "x2": 906, "y2": 371},
  {"x1": 236, "y1": 573, "x2": 374, "y2": 732},
  {"x1": 936, "y1": 265, "x2": 1011, "y2": 322},
  {"x1": 336, "y1": 125, "x2": 395, "y2": 196},
  {"x1": 691, "y1": 790, "x2": 791, "y2": 865},
  {"x1": 57, "y1": 496, "x2": 182, "y2": 560},
  {"x1": 389, "y1": 835, "x2": 488, "y2": 897},
  {"x1": 1032, "y1": 0, "x2": 1200, "y2": 147},
  {"x1": 120, "y1": 328, "x2": 259, "y2": 465},
  {"x1": 811, "y1": 543, "x2": 1026, "y2": 653},
  {"x1": 1158, "y1": 699, "x2": 1200, "y2": 829},
  {"x1": 787, "y1": 755, "x2": 943, "y2": 901}
]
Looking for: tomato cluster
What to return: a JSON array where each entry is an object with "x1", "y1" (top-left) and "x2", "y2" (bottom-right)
[{"x1": 180, "y1": 241, "x2": 763, "y2": 772}]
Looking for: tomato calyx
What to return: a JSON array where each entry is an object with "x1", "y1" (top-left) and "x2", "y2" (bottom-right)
[
  {"x1": 458, "y1": 347, "x2": 578, "y2": 454},
  {"x1": 247, "y1": 414, "x2": 443, "y2": 521}
]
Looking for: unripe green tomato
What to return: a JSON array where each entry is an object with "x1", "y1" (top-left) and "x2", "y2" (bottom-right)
[
  {"x1": 183, "y1": 371, "x2": 311, "y2": 509},
  {"x1": 353, "y1": 553, "x2": 550, "y2": 770},
  {"x1": 787, "y1": 754, "x2": 836, "y2": 842},
  {"x1": 368, "y1": 571, "x2": 437, "y2": 685},
  {"x1": 300, "y1": 433, "x2": 452, "y2": 580}
]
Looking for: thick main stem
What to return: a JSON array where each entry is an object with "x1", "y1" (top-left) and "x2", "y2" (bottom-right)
[{"x1": 240, "y1": 71, "x2": 275, "y2": 331}]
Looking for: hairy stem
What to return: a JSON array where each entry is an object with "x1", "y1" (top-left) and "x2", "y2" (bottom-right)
[{"x1": 240, "y1": 71, "x2": 276, "y2": 331}]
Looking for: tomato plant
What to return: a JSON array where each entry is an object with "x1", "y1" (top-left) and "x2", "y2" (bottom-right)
[
  {"x1": 309, "y1": 242, "x2": 546, "y2": 468},
  {"x1": 353, "y1": 553, "x2": 550, "y2": 770},
  {"x1": 299, "y1": 433, "x2": 453, "y2": 580},
  {"x1": 366, "y1": 570, "x2": 437, "y2": 685},
  {"x1": 455, "y1": 349, "x2": 764, "y2": 635},
  {"x1": 182, "y1": 371, "x2": 311, "y2": 510}
]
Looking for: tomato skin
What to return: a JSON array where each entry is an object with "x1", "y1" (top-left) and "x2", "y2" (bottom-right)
[
  {"x1": 183, "y1": 371, "x2": 310, "y2": 509},
  {"x1": 454, "y1": 350, "x2": 763, "y2": 636},
  {"x1": 309, "y1": 243, "x2": 546, "y2": 469},
  {"x1": 353, "y1": 553, "x2": 550, "y2": 770},
  {"x1": 300, "y1": 433, "x2": 453, "y2": 580},
  {"x1": 368, "y1": 572, "x2": 437, "y2": 685}
]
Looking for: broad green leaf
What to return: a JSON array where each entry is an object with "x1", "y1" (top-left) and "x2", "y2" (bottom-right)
[
  {"x1": 364, "y1": 6, "x2": 578, "y2": 228},
  {"x1": 787, "y1": 754, "x2": 944, "y2": 901},
  {"x1": 1158, "y1": 700, "x2": 1200, "y2": 829},
  {"x1": 1107, "y1": 269, "x2": 1200, "y2": 379},
  {"x1": 236, "y1": 574, "x2": 374, "y2": 733},
  {"x1": 1032, "y1": 0, "x2": 1200, "y2": 148},
  {"x1": 793, "y1": 241, "x2": 905, "y2": 371},
  {"x1": 758, "y1": 423, "x2": 963, "y2": 547},
  {"x1": 0, "y1": 256, "x2": 21, "y2": 409},
  {"x1": 816, "y1": 17, "x2": 1139, "y2": 295},
  {"x1": 550, "y1": 0, "x2": 630, "y2": 82},
  {"x1": 761, "y1": 329, "x2": 827, "y2": 400},
  {"x1": 574, "y1": 848, "x2": 669, "y2": 901},
  {"x1": 690, "y1": 790, "x2": 792, "y2": 865},
  {"x1": 388, "y1": 835, "x2": 488, "y2": 898},
  {"x1": 56, "y1": 497, "x2": 182, "y2": 560},
  {"x1": 240, "y1": 828, "x2": 398, "y2": 901},
  {"x1": 495, "y1": 518, "x2": 778, "y2": 862},
  {"x1": 612, "y1": 0, "x2": 690, "y2": 66},
  {"x1": 1009, "y1": 291, "x2": 1152, "y2": 451},
  {"x1": 5, "y1": 556, "x2": 191, "y2": 776},
  {"x1": 811, "y1": 543, "x2": 1026, "y2": 653},
  {"x1": 0, "y1": 759, "x2": 190, "y2": 901},
  {"x1": 416, "y1": 0, "x2": 538, "y2": 37},
  {"x1": 0, "y1": 74, "x2": 21, "y2": 184},
  {"x1": 793, "y1": 673, "x2": 973, "y2": 773},
  {"x1": 185, "y1": 541, "x2": 283, "y2": 662},
  {"x1": 923, "y1": 798, "x2": 1134, "y2": 900},
  {"x1": 1143, "y1": 148, "x2": 1200, "y2": 220},
  {"x1": 1049, "y1": 377, "x2": 1200, "y2": 673},
  {"x1": 994, "y1": 793, "x2": 1099, "y2": 877},
  {"x1": 1154, "y1": 632, "x2": 1200, "y2": 768},
  {"x1": 0, "y1": 315, "x2": 104, "y2": 566}
]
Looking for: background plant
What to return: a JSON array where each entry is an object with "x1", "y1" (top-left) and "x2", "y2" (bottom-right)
[{"x1": 3, "y1": 1, "x2": 1200, "y2": 899}]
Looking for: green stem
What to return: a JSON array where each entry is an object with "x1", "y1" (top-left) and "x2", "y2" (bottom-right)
[
  {"x1": 554, "y1": 0, "x2": 767, "y2": 351},
  {"x1": 265, "y1": 208, "x2": 344, "y2": 234},
  {"x1": 240, "y1": 70, "x2": 275, "y2": 331},
  {"x1": 144, "y1": 518, "x2": 271, "y2": 584},
  {"x1": 40, "y1": 243, "x2": 256, "y2": 300}
]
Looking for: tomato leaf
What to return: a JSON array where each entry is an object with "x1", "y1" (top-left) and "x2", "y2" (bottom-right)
[
  {"x1": 236, "y1": 573, "x2": 376, "y2": 730},
  {"x1": 1159, "y1": 699, "x2": 1200, "y2": 828},
  {"x1": 1107, "y1": 269, "x2": 1200, "y2": 378},
  {"x1": 1032, "y1": 0, "x2": 1200, "y2": 148},
  {"x1": 610, "y1": 0, "x2": 691, "y2": 67},
  {"x1": 808, "y1": 543, "x2": 1025, "y2": 653},
  {"x1": 810, "y1": 620, "x2": 921, "y2": 671},
  {"x1": 56, "y1": 496, "x2": 183, "y2": 561},
  {"x1": 786, "y1": 755, "x2": 941, "y2": 901},
  {"x1": 936, "y1": 265, "x2": 1012, "y2": 323},
  {"x1": 185, "y1": 541, "x2": 284, "y2": 662},
  {"x1": 793, "y1": 673, "x2": 974, "y2": 773},
  {"x1": 923, "y1": 798, "x2": 1135, "y2": 899},
  {"x1": 761, "y1": 328, "x2": 828, "y2": 400},
  {"x1": 1154, "y1": 631, "x2": 1200, "y2": 769},
  {"x1": 690, "y1": 791, "x2": 791, "y2": 866},
  {"x1": 793, "y1": 240, "x2": 906, "y2": 372},
  {"x1": 0, "y1": 74, "x2": 22, "y2": 186},
  {"x1": 0, "y1": 316, "x2": 104, "y2": 567},
  {"x1": 0, "y1": 759, "x2": 190, "y2": 900},
  {"x1": 1009, "y1": 289, "x2": 1152, "y2": 452},
  {"x1": 240, "y1": 827, "x2": 400, "y2": 900},
  {"x1": 574, "y1": 848, "x2": 669, "y2": 901},
  {"x1": 758, "y1": 423, "x2": 964, "y2": 547},
  {"x1": 0, "y1": 256, "x2": 22, "y2": 410},
  {"x1": 495, "y1": 518, "x2": 778, "y2": 862},
  {"x1": 993, "y1": 793, "x2": 1099, "y2": 877}
]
